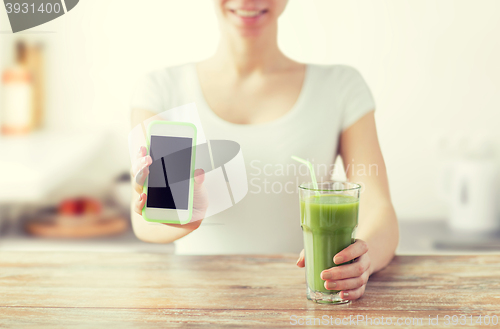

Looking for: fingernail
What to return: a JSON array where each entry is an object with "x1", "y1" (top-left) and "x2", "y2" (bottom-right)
[
  {"x1": 296, "y1": 259, "x2": 300, "y2": 265},
  {"x1": 326, "y1": 281, "x2": 337, "y2": 290},
  {"x1": 141, "y1": 157, "x2": 147, "y2": 164},
  {"x1": 138, "y1": 194, "x2": 142, "y2": 202},
  {"x1": 343, "y1": 292, "x2": 349, "y2": 297},
  {"x1": 334, "y1": 256, "x2": 344, "y2": 264},
  {"x1": 321, "y1": 272, "x2": 331, "y2": 280}
]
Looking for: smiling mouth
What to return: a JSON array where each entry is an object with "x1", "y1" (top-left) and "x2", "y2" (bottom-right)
[{"x1": 230, "y1": 9, "x2": 268, "y2": 18}]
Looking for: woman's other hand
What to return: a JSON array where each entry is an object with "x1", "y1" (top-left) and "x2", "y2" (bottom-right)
[{"x1": 296, "y1": 239, "x2": 372, "y2": 301}]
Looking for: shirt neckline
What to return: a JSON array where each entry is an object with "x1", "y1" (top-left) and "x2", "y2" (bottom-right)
[{"x1": 189, "y1": 63, "x2": 313, "y2": 129}]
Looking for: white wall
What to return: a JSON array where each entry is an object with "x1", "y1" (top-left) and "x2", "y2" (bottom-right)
[{"x1": 1, "y1": 0, "x2": 499, "y2": 219}]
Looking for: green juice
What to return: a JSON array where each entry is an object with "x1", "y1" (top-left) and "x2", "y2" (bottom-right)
[{"x1": 301, "y1": 194, "x2": 359, "y2": 294}]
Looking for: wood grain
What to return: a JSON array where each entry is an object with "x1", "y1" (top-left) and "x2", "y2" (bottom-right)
[{"x1": 0, "y1": 253, "x2": 499, "y2": 328}]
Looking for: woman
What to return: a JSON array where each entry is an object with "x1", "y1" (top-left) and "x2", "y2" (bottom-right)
[{"x1": 130, "y1": 0, "x2": 399, "y2": 301}]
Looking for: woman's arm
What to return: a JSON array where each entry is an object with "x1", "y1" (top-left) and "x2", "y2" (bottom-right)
[
  {"x1": 338, "y1": 110, "x2": 399, "y2": 275},
  {"x1": 296, "y1": 110, "x2": 398, "y2": 300},
  {"x1": 130, "y1": 108, "x2": 205, "y2": 244}
]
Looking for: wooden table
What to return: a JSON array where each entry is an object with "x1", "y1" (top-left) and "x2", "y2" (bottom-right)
[{"x1": 0, "y1": 253, "x2": 499, "y2": 328}]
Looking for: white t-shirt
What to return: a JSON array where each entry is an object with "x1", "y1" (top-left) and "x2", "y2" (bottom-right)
[{"x1": 131, "y1": 63, "x2": 375, "y2": 255}]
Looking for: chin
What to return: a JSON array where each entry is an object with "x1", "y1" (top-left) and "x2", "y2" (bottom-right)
[{"x1": 234, "y1": 26, "x2": 266, "y2": 38}]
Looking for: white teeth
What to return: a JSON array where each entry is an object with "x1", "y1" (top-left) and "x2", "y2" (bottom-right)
[{"x1": 234, "y1": 9, "x2": 262, "y2": 17}]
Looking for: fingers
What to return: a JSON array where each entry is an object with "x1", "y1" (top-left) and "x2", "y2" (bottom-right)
[
  {"x1": 133, "y1": 146, "x2": 148, "y2": 174},
  {"x1": 323, "y1": 253, "x2": 370, "y2": 301},
  {"x1": 132, "y1": 147, "x2": 152, "y2": 190},
  {"x1": 192, "y1": 168, "x2": 208, "y2": 222},
  {"x1": 134, "y1": 166, "x2": 149, "y2": 194},
  {"x1": 132, "y1": 155, "x2": 152, "y2": 179},
  {"x1": 340, "y1": 284, "x2": 366, "y2": 301},
  {"x1": 136, "y1": 146, "x2": 147, "y2": 159},
  {"x1": 321, "y1": 253, "x2": 371, "y2": 281},
  {"x1": 333, "y1": 239, "x2": 368, "y2": 264},
  {"x1": 194, "y1": 168, "x2": 205, "y2": 186},
  {"x1": 133, "y1": 155, "x2": 152, "y2": 173},
  {"x1": 134, "y1": 193, "x2": 147, "y2": 215},
  {"x1": 296, "y1": 249, "x2": 305, "y2": 268},
  {"x1": 324, "y1": 270, "x2": 369, "y2": 291}
]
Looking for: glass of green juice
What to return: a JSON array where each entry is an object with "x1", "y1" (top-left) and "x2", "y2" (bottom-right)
[{"x1": 299, "y1": 181, "x2": 361, "y2": 304}]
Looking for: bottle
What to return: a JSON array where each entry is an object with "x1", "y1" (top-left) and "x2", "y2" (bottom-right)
[
  {"x1": 27, "y1": 43, "x2": 45, "y2": 130},
  {"x1": 1, "y1": 40, "x2": 33, "y2": 135}
]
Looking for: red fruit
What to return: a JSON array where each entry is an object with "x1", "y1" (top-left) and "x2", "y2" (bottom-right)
[
  {"x1": 59, "y1": 199, "x2": 79, "y2": 215},
  {"x1": 58, "y1": 198, "x2": 101, "y2": 216}
]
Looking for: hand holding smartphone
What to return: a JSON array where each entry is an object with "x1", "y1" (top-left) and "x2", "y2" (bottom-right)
[{"x1": 139, "y1": 121, "x2": 198, "y2": 224}]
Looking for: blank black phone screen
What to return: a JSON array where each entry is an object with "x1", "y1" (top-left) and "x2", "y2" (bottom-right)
[{"x1": 147, "y1": 136, "x2": 192, "y2": 210}]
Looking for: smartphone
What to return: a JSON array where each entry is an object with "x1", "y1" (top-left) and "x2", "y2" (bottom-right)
[{"x1": 142, "y1": 121, "x2": 197, "y2": 224}]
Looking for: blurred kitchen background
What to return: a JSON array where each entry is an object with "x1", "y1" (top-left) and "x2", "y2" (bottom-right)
[{"x1": 0, "y1": 0, "x2": 499, "y2": 254}]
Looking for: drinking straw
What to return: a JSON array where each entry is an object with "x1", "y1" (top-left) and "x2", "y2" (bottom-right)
[{"x1": 291, "y1": 156, "x2": 320, "y2": 196}]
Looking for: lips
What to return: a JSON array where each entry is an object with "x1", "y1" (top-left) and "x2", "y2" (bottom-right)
[
  {"x1": 228, "y1": 7, "x2": 268, "y2": 25},
  {"x1": 231, "y1": 9, "x2": 267, "y2": 17}
]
